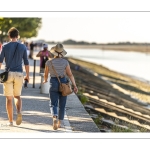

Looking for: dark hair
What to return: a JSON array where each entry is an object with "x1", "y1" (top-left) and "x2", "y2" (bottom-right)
[{"x1": 7, "y1": 27, "x2": 19, "y2": 38}]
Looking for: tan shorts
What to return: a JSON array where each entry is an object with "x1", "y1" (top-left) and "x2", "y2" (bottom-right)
[{"x1": 3, "y1": 72, "x2": 24, "y2": 96}]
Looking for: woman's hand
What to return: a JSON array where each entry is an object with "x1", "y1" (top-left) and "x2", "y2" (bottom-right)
[
  {"x1": 43, "y1": 80, "x2": 47, "y2": 84},
  {"x1": 36, "y1": 51, "x2": 42, "y2": 57},
  {"x1": 73, "y1": 86, "x2": 78, "y2": 94}
]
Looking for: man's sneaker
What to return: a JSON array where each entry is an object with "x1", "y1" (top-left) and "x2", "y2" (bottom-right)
[
  {"x1": 16, "y1": 113, "x2": 22, "y2": 125},
  {"x1": 7, "y1": 122, "x2": 13, "y2": 126},
  {"x1": 53, "y1": 118, "x2": 58, "y2": 130}
]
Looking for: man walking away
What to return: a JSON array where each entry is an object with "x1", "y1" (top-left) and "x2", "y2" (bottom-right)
[{"x1": 0, "y1": 27, "x2": 29, "y2": 126}]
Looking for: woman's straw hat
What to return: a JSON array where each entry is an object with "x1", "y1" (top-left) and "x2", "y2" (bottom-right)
[{"x1": 50, "y1": 43, "x2": 67, "y2": 57}]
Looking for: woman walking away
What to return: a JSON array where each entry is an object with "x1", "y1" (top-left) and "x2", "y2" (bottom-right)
[{"x1": 43, "y1": 43, "x2": 78, "y2": 130}]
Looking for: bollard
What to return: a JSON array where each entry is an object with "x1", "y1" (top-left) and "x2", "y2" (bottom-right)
[{"x1": 33, "y1": 59, "x2": 36, "y2": 88}]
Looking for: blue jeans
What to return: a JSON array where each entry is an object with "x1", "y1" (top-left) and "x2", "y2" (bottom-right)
[{"x1": 49, "y1": 77, "x2": 67, "y2": 120}]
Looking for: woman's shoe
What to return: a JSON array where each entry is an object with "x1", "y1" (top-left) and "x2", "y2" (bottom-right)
[
  {"x1": 53, "y1": 117, "x2": 58, "y2": 130},
  {"x1": 57, "y1": 120, "x2": 61, "y2": 128},
  {"x1": 57, "y1": 120, "x2": 64, "y2": 128}
]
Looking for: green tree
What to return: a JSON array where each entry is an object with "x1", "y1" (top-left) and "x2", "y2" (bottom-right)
[{"x1": 0, "y1": 18, "x2": 42, "y2": 42}]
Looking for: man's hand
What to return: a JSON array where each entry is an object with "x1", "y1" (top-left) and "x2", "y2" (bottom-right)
[{"x1": 24, "y1": 76, "x2": 29, "y2": 82}]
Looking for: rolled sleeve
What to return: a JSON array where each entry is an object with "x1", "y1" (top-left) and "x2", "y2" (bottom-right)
[{"x1": 23, "y1": 49, "x2": 29, "y2": 65}]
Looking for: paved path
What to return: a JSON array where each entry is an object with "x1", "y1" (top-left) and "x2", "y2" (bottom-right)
[{"x1": 0, "y1": 51, "x2": 100, "y2": 133}]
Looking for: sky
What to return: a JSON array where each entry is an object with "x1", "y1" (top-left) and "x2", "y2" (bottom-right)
[
  {"x1": 28, "y1": 12, "x2": 150, "y2": 44},
  {"x1": 1, "y1": 0, "x2": 150, "y2": 44}
]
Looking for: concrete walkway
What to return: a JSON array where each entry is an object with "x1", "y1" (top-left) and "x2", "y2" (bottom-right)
[{"x1": 0, "y1": 55, "x2": 100, "y2": 133}]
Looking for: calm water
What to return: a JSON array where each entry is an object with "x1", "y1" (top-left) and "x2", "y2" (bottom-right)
[{"x1": 64, "y1": 48, "x2": 150, "y2": 82}]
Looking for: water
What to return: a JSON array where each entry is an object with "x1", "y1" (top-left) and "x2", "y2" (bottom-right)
[{"x1": 64, "y1": 48, "x2": 150, "y2": 83}]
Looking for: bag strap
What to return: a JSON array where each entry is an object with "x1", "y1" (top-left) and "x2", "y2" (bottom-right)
[
  {"x1": 50, "y1": 60, "x2": 61, "y2": 84},
  {"x1": 7, "y1": 43, "x2": 19, "y2": 71}
]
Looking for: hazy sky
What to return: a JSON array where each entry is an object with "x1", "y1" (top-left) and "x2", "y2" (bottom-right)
[
  {"x1": 28, "y1": 12, "x2": 150, "y2": 44},
  {"x1": 1, "y1": 0, "x2": 150, "y2": 44}
]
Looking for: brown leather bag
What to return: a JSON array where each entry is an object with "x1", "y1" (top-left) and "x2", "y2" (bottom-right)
[
  {"x1": 50, "y1": 61, "x2": 73, "y2": 96},
  {"x1": 59, "y1": 82, "x2": 73, "y2": 96}
]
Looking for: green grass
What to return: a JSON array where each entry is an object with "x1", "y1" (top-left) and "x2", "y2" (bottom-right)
[{"x1": 76, "y1": 86, "x2": 89, "y2": 104}]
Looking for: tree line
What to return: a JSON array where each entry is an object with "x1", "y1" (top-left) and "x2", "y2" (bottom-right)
[
  {"x1": 47, "y1": 39, "x2": 150, "y2": 46},
  {"x1": 0, "y1": 18, "x2": 42, "y2": 42}
]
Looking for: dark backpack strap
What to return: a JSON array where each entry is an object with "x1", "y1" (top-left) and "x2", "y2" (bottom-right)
[{"x1": 6, "y1": 43, "x2": 18, "y2": 71}]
